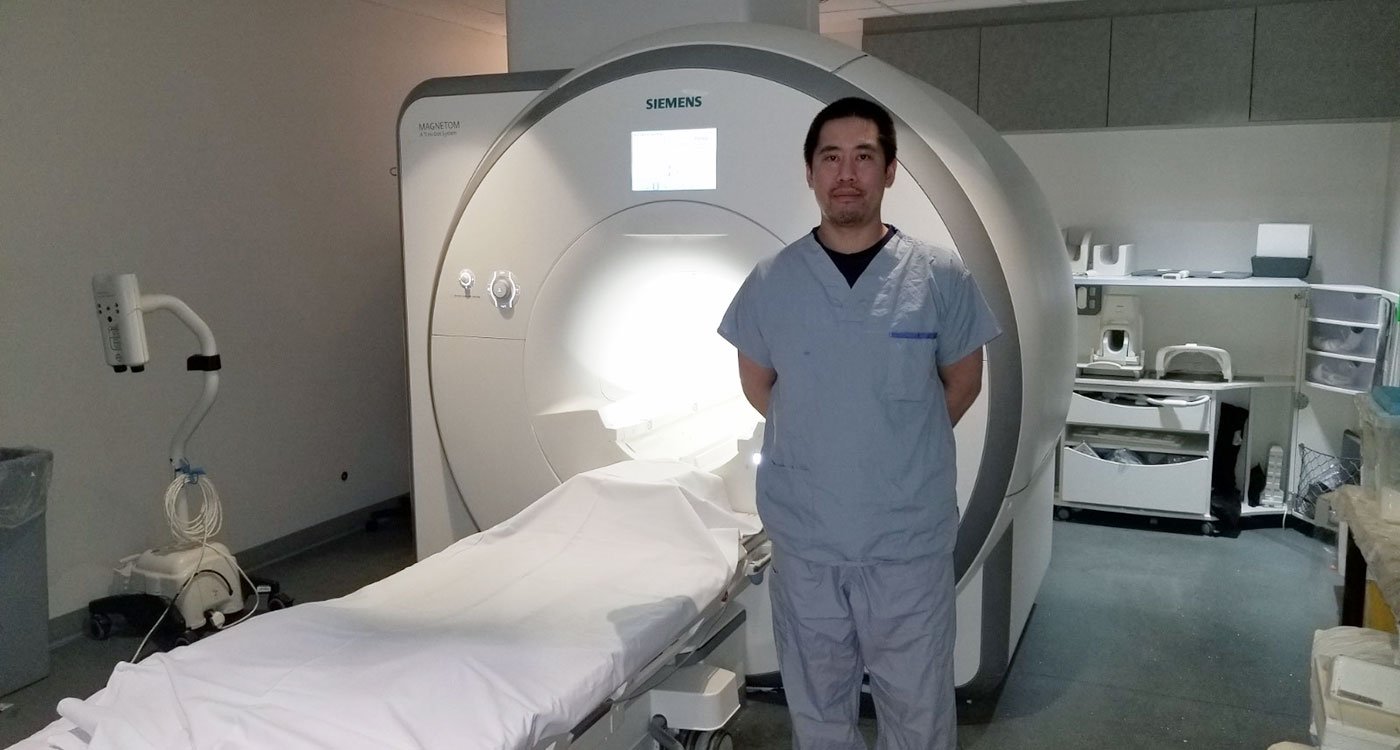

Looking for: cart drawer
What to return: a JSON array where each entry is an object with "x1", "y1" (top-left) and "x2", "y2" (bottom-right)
[
  {"x1": 1310, "y1": 288, "x2": 1384, "y2": 326},
  {"x1": 1305, "y1": 353, "x2": 1375, "y2": 394},
  {"x1": 1067, "y1": 391, "x2": 1213, "y2": 432},
  {"x1": 1060, "y1": 447, "x2": 1210, "y2": 516}
]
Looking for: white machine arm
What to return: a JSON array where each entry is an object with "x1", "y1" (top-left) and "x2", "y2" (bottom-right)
[
  {"x1": 91, "y1": 274, "x2": 221, "y2": 471},
  {"x1": 140, "y1": 294, "x2": 219, "y2": 469}
]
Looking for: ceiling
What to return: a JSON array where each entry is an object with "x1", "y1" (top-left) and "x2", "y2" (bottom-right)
[{"x1": 370, "y1": 0, "x2": 1081, "y2": 38}]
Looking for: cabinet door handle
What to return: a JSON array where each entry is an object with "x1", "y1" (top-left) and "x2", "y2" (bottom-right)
[{"x1": 1144, "y1": 395, "x2": 1210, "y2": 407}]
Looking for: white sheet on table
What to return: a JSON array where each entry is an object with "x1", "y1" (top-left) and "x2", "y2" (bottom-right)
[
  {"x1": 30, "y1": 461, "x2": 760, "y2": 750},
  {"x1": 6, "y1": 717, "x2": 86, "y2": 750}
]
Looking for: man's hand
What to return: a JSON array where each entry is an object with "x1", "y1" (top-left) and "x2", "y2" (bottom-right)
[
  {"x1": 938, "y1": 348, "x2": 983, "y2": 426},
  {"x1": 738, "y1": 352, "x2": 777, "y2": 416}
]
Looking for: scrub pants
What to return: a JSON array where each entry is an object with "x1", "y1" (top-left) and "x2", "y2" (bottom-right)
[{"x1": 769, "y1": 549, "x2": 957, "y2": 750}]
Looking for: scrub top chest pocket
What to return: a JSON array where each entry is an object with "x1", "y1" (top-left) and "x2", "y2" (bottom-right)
[{"x1": 885, "y1": 329, "x2": 937, "y2": 401}]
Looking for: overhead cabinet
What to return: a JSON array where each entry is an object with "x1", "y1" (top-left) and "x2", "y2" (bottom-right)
[
  {"x1": 1252, "y1": 0, "x2": 1400, "y2": 122},
  {"x1": 863, "y1": 27, "x2": 980, "y2": 113},
  {"x1": 978, "y1": 19, "x2": 1110, "y2": 131},
  {"x1": 1107, "y1": 8, "x2": 1254, "y2": 127},
  {"x1": 862, "y1": 0, "x2": 1400, "y2": 130}
]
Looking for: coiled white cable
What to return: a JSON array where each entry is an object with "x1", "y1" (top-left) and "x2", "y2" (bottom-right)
[
  {"x1": 132, "y1": 470, "x2": 260, "y2": 662},
  {"x1": 166, "y1": 470, "x2": 257, "y2": 620},
  {"x1": 165, "y1": 472, "x2": 222, "y2": 543}
]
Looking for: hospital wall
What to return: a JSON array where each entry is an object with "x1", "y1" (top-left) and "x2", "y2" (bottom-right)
[
  {"x1": 0, "y1": 1, "x2": 506, "y2": 620},
  {"x1": 1384, "y1": 120, "x2": 1400, "y2": 294},
  {"x1": 1002, "y1": 122, "x2": 1395, "y2": 286}
]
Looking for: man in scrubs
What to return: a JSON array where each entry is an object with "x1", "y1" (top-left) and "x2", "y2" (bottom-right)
[{"x1": 718, "y1": 97, "x2": 1000, "y2": 749}]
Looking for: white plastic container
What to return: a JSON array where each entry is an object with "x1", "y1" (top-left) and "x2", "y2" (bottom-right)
[
  {"x1": 1358, "y1": 394, "x2": 1400, "y2": 522},
  {"x1": 1086, "y1": 243, "x2": 1132, "y2": 277},
  {"x1": 1312, "y1": 288, "x2": 1385, "y2": 326},
  {"x1": 1310, "y1": 322, "x2": 1380, "y2": 358},
  {"x1": 1309, "y1": 354, "x2": 1376, "y2": 393}
]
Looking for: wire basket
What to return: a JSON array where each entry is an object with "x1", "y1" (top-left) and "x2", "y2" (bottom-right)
[{"x1": 1288, "y1": 444, "x2": 1361, "y2": 529}]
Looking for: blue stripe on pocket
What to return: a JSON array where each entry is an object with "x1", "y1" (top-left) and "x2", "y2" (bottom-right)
[{"x1": 890, "y1": 331, "x2": 937, "y2": 340}]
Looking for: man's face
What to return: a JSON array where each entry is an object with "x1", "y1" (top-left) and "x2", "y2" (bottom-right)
[{"x1": 805, "y1": 115, "x2": 896, "y2": 229}]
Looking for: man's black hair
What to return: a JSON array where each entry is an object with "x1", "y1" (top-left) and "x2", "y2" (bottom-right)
[{"x1": 803, "y1": 97, "x2": 897, "y2": 167}]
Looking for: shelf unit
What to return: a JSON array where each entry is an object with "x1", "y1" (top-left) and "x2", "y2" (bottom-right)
[
  {"x1": 1060, "y1": 279, "x2": 1396, "y2": 532},
  {"x1": 1059, "y1": 379, "x2": 1294, "y2": 531},
  {"x1": 1287, "y1": 286, "x2": 1397, "y2": 529},
  {"x1": 1302, "y1": 287, "x2": 1390, "y2": 396},
  {"x1": 1071, "y1": 275, "x2": 1308, "y2": 289},
  {"x1": 1060, "y1": 384, "x2": 1218, "y2": 525}
]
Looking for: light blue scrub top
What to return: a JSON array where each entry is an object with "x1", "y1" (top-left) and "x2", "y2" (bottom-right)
[{"x1": 718, "y1": 229, "x2": 1001, "y2": 564}]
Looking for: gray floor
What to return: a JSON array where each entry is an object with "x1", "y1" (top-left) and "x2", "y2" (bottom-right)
[
  {"x1": 1, "y1": 513, "x2": 1340, "y2": 749},
  {"x1": 729, "y1": 514, "x2": 1340, "y2": 750}
]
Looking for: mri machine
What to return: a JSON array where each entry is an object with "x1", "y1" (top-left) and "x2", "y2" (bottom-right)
[{"x1": 402, "y1": 21, "x2": 1073, "y2": 697}]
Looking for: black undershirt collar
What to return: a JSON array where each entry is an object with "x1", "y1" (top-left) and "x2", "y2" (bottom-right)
[{"x1": 814, "y1": 225, "x2": 897, "y2": 287}]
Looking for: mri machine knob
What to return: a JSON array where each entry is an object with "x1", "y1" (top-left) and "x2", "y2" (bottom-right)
[
  {"x1": 457, "y1": 269, "x2": 475, "y2": 296},
  {"x1": 489, "y1": 271, "x2": 520, "y2": 310}
]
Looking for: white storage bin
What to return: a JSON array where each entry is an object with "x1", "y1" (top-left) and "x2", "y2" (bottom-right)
[
  {"x1": 1060, "y1": 446, "x2": 1211, "y2": 516},
  {"x1": 1306, "y1": 354, "x2": 1376, "y2": 393},
  {"x1": 1311, "y1": 288, "x2": 1384, "y2": 325},
  {"x1": 1309, "y1": 322, "x2": 1380, "y2": 358},
  {"x1": 1066, "y1": 391, "x2": 1213, "y2": 432},
  {"x1": 1359, "y1": 394, "x2": 1400, "y2": 521}
]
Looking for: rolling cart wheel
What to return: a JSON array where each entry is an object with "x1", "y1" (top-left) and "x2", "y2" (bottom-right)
[
  {"x1": 88, "y1": 613, "x2": 113, "y2": 641},
  {"x1": 685, "y1": 729, "x2": 733, "y2": 750},
  {"x1": 1055, "y1": 507, "x2": 1072, "y2": 521},
  {"x1": 268, "y1": 593, "x2": 294, "y2": 610},
  {"x1": 1201, "y1": 521, "x2": 1216, "y2": 536}
]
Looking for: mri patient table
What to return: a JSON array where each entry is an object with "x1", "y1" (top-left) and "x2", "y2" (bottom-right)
[{"x1": 10, "y1": 462, "x2": 766, "y2": 750}]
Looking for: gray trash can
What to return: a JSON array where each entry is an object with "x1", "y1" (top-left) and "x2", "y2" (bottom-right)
[{"x1": 0, "y1": 447, "x2": 52, "y2": 696}]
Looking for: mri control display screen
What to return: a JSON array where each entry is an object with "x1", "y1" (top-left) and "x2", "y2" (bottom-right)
[{"x1": 631, "y1": 128, "x2": 716, "y2": 191}]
